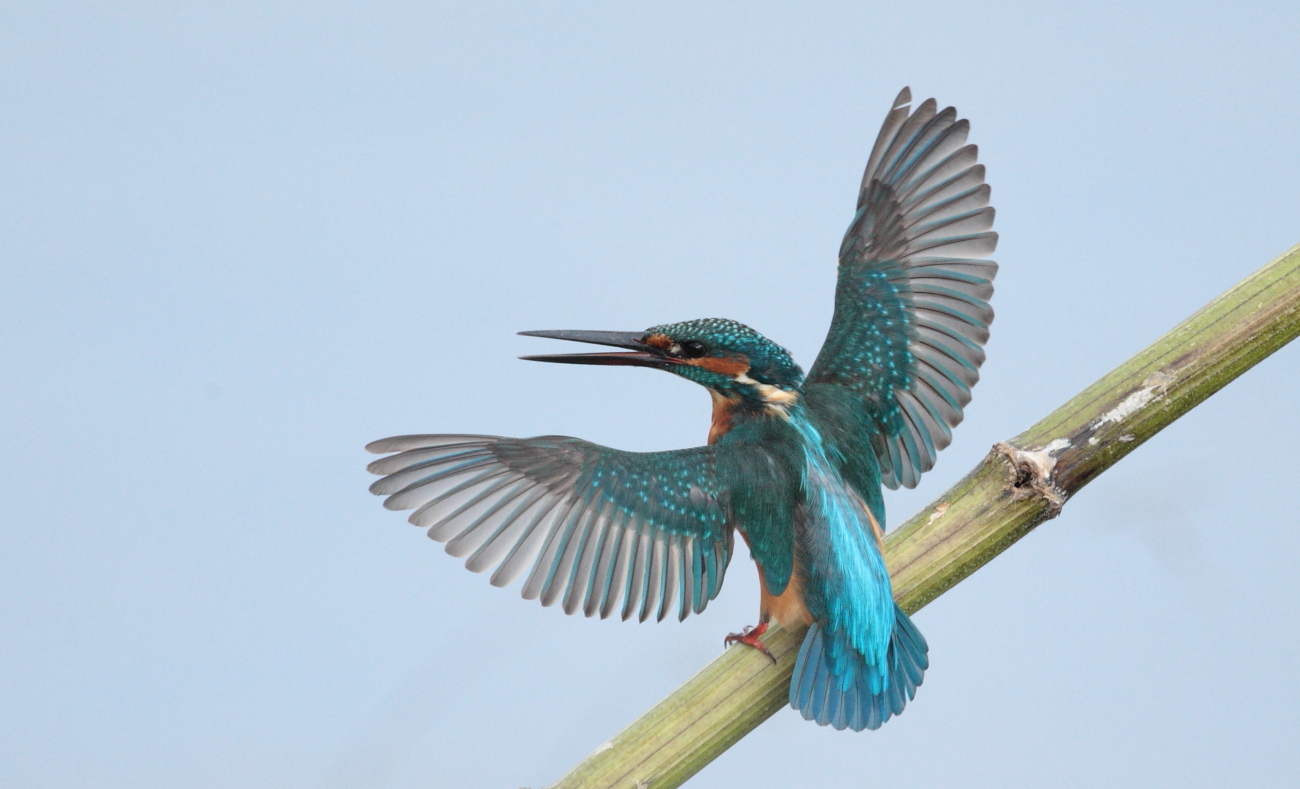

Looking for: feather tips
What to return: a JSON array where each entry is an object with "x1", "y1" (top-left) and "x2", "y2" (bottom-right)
[
  {"x1": 808, "y1": 88, "x2": 997, "y2": 490},
  {"x1": 366, "y1": 434, "x2": 733, "y2": 622}
]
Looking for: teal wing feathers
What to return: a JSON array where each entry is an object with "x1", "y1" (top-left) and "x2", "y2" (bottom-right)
[
  {"x1": 805, "y1": 87, "x2": 998, "y2": 490},
  {"x1": 366, "y1": 434, "x2": 738, "y2": 622}
]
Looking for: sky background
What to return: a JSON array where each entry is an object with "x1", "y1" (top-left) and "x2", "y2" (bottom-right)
[{"x1": 3, "y1": 3, "x2": 1299, "y2": 788}]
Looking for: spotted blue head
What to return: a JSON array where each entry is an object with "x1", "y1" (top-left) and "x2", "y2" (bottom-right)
[{"x1": 520, "y1": 318, "x2": 804, "y2": 404}]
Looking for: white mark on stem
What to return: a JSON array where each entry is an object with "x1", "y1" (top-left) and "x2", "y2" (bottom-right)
[
  {"x1": 1043, "y1": 437, "x2": 1071, "y2": 454},
  {"x1": 1095, "y1": 370, "x2": 1173, "y2": 428}
]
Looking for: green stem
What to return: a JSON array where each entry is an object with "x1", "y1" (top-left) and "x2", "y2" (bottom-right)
[{"x1": 549, "y1": 242, "x2": 1300, "y2": 789}]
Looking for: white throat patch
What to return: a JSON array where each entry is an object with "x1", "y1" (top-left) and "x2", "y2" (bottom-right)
[{"x1": 735, "y1": 372, "x2": 799, "y2": 416}]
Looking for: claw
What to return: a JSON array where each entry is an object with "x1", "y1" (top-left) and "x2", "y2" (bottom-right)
[{"x1": 724, "y1": 622, "x2": 776, "y2": 664}]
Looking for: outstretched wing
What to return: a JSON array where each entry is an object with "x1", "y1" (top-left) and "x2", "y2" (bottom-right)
[
  {"x1": 366, "y1": 434, "x2": 737, "y2": 622},
  {"x1": 805, "y1": 87, "x2": 997, "y2": 490}
]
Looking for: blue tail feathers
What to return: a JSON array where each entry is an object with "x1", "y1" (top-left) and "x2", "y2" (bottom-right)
[{"x1": 790, "y1": 604, "x2": 929, "y2": 731}]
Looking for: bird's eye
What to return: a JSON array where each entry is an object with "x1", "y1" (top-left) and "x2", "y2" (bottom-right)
[{"x1": 679, "y1": 340, "x2": 707, "y2": 358}]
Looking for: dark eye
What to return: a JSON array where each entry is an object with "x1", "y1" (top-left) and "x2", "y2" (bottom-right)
[{"x1": 679, "y1": 340, "x2": 707, "y2": 358}]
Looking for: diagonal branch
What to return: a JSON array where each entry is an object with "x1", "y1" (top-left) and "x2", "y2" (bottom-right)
[{"x1": 548, "y1": 242, "x2": 1300, "y2": 789}]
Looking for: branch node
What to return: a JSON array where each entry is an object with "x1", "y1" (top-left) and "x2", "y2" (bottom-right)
[{"x1": 993, "y1": 440, "x2": 1068, "y2": 515}]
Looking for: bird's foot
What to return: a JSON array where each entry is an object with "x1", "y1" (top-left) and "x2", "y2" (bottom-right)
[{"x1": 724, "y1": 622, "x2": 776, "y2": 664}]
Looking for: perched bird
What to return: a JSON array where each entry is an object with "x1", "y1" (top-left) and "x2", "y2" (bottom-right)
[{"x1": 366, "y1": 87, "x2": 996, "y2": 731}]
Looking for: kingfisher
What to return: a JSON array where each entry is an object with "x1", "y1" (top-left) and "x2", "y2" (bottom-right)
[{"x1": 367, "y1": 87, "x2": 996, "y2": 731}]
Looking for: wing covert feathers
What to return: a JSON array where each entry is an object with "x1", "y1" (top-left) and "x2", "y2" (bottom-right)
[
  {"x1": 366, "y1": 434, "x2": 734, "y2": 623},
  {"x1": 808, "y1": 87, "x2": 997, "y2": 490}
]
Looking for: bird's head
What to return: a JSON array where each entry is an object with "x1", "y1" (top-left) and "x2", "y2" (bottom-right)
[{"x1": 520, "y1": 318, "x2": 804, "y2": 407}]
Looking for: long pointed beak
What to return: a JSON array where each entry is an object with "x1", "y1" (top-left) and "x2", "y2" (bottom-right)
[{"x1": 518, "y1": 329, "x2": 674, "y2": 368}]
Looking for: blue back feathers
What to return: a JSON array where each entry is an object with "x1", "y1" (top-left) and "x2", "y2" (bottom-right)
[{"x1": 785, "y1": 411, "x2": 928, "y2": 730}]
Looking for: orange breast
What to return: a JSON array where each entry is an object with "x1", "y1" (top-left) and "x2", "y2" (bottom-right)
[
  {"x1": 736, "y1": 527, "x2": 812, "y2": 628},
  {"x1": 707, "y1": 390, "x2": 738, "y2": 445},
  {"x1": 758, "y1": 560, "x2": 813, "y2": 628}
]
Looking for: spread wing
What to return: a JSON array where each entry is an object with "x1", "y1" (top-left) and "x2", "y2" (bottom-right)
[
  {"x1": 805, "y1": 87, "x2": 997, "y2": 490},
  {"x1": 366, "y1": 434, "x2": 740, "y2": 622}
]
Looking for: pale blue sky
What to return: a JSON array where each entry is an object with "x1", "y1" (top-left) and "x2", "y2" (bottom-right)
[{"x1": 3, "y1": 3, "x2": 1299, "y2": 787}]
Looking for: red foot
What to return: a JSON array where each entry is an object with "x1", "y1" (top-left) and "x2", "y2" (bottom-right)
[{"x1": 724, "y1": 622, "x2": 776, "y2": 664}]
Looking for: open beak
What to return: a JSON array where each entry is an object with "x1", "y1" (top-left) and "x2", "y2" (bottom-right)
[{"x1": 518, "y1": 329, "x2": 675, "y2": 368}]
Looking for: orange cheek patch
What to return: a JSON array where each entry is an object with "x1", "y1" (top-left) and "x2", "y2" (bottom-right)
[
  {"x1": 644, "y1": 333, "x2": 673, "y2": 350},
  {"x1": 691, "y1": 356, "x2": 750, "y2": 376}
]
